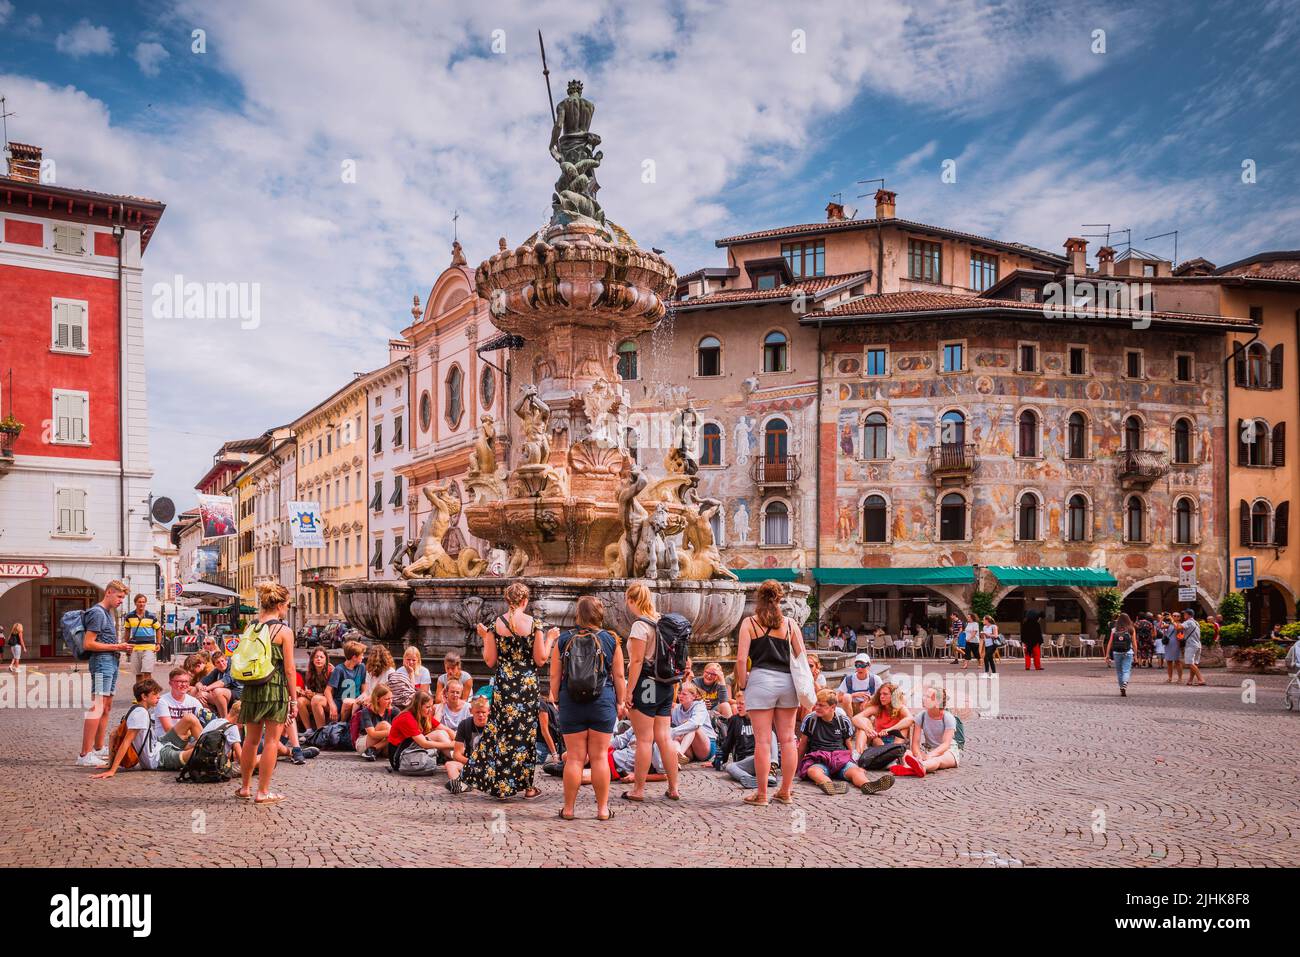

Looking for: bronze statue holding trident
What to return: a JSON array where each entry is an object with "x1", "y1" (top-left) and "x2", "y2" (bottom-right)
[{"x1": 539, "y1": 34, "x2": 606, "y2": 227}]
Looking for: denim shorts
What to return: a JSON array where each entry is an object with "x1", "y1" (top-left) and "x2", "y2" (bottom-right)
[{"x1": 88, "y1": 654, "x2": 120, "y2": 698}]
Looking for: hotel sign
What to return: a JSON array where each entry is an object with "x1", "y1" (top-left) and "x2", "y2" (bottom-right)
[{"x1": 0, "y1": 562, "x2": 49, "y2": 579}]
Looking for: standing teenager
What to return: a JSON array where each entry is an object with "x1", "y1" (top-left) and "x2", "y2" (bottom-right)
[
  {"x1": 550, "y1": 594, "x2": 625, "y2": 821},
  {"x1": 78, "y1": 580, "x2": 133, "y2": 767},
  {"x1": 463, "y1": 582, "x2": 558, "y2": 800},
  {"x1": 621, "y1": 582, "x2": 681, "y2": 803},
  {"x1": 734, "y1": 579, "x2": 805, "y2": 807},
  {"x1": 1104, "y1": 612, "x2": 1136, "y2": 696},
  {"x1": 121, "y1": 594, "x2": 162, "y2": 679},
  {"x1": 235, "y1": 583, "x2": 296, "y2": 805},
  {"x1": 7, "y1": 623, "x2": 25, "y2": 675},
  {"x1": 980, "y1": 616, "x2": 999, "y2": 675}
]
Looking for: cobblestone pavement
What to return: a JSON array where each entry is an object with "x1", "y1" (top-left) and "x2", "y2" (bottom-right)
[{"x1": 1, "y1": 659, "x2": 1297, "y2": 867}]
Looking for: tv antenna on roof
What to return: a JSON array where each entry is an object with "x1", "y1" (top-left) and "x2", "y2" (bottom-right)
[
  {"x1": 1145, "y1": 230, "x2": 1179, "y2": 265},
  {"x1": 0, "y1": 94, "x2": 16, "y2": 156},
  {"x1": 1081, "y1": 223, "x2": 1112, "y2": 246},
  {"x1": 855, "y1": 177, "x2": 885, "y2": 200}
]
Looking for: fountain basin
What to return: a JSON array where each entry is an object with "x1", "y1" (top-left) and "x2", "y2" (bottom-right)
[{"x1": 337, "y1": 579, "x2": 416, "y2": 647}]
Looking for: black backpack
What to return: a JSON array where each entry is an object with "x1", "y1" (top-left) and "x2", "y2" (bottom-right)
[
  {"x1": 1111, "y1": 628, "x2": 1134, "y2": 656},
  {"x1": 176, "y1": 721, "x2": 235, "y2": 783},
  {"x1": 304, "y1": 721, "x2": 351, "y2": 750},
  {"x1": 562, "y1": 629, "x2": 608, "y2": 704},
  {"x1": 642, "y1": 614, "x2": 691, "y2": 684}
]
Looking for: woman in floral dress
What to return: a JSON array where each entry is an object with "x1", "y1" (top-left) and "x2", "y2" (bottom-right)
[{"x1": 462, "y1": 582, "x2": 559, "y2": 799}]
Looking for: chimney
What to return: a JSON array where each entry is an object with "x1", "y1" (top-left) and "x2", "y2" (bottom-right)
[
  {"x1": 825, "y1": 201, "x2": 845, "y2": 222},
  {"x1": 5, "y1": 142, "x2": 42, "y2": 183},
  {"x1": 1096, "y1": 245, "x2": 1115, "y2": 276},
  {"x1": 874, "y1": 189, "x2": 897, "y2": 220},
  {"x1": 1064, "y1": 237, "x2": 1088, "y2": 276}
]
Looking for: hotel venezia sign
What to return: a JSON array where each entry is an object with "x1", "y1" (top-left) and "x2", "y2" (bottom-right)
[{"x1": 0, "y1": 562, "x2": 50, "y2": 579}]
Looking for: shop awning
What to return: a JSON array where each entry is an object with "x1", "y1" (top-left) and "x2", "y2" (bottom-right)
[
  {"x1": 987, "y1": 566, "x2": 1117, "y2": 588},
  {"x1": 812, "y1": 566, "x2": 976, "y2": 586},
  {"x1": 729, "y1": 568, "x2": 800, "y2": 583},
  {"x1": 180, "y1": 580, "x2": 239, "y2": 599}
]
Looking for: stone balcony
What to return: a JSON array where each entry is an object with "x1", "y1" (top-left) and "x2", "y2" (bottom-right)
[{"x1": 928, "y1": 443, "x2": 977, "y2": 485}]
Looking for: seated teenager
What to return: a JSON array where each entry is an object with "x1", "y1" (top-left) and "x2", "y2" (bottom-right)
[
  {"x1": 712, "y1": 696, "x2": 777, "y2": 790},
  {"x1": 836, "y1": 654, "x2": 880, "y2": 716},
  {"x1": 388, "y1": 645, "x2": 431, "y2": 711},
  {"x1": 183, "y1": 653, "x2": 218, "y2": 710},
  {"x1": 301, "y1": 646, "x2": 333, "y2": 730},
  {"x1": 96, "y1": 681, "x2": 243, "y2": 779},
  {"x1": 386, "y1": 690, "x2": 454, "y2": 774},
  {"x1": 435, "y1": 678, "x2": 471, "y2": 736},
  {"x1": 896, "y1": 686, "x2": 960, "y2": 777},
  {"x1": 365, "y1": 644, "x2": 394, "y2": 702},
  {"x1": 435, "y1": 651, "x2": 473, "y2": 704},
  {"x1": 670, "y1": 681, "x2": 717, "y2": 764},
  {"x1": 445, "y1": 695, "x2": 490, "y2": 794},
  {"x1": 327, "y1": 640, "x2": 368, "y2": 724},
  {"x1": 536, "y1": 695, "x2": 563, "y2": 766},
  {"x1": 851, "y1": 681, "x2": 914, "y2": 753},
  {"x1": 198, "y1": 652, "x2": 241, "y2": 718},
  {"x1": 692, "y1": 662, "x2": 733, "y2": 719},
  {"x1": 157, "y1": 667, "x2": 203, "y2": 737},
  {"x1": 353, "y1": 683, "x2": 397, "y2": 761},
  {"x1": 797, "y1": 689, "x2": 894, "y2": 796},
  {"x1": 91, "y1": 677, "x2": 164, "y2": 777}
]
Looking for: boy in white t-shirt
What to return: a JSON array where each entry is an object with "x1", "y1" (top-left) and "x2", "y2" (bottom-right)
[
  {"x1": 155, "y1": 668, "x2": 204, "y2": 736},
  {"x1": 962, "y1": 616, "x2": 980, "y2": 670},
  {"x1": 92, "y1": 677, "x2": 165, "y2": 776}
]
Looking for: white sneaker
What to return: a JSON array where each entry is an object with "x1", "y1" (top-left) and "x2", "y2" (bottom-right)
[
  {"x1": 76, "y1": 753, "x2": 107, "y2": 768},
  {"x1": 93, "y1": 746, "x2": 110, "y2": 758}
]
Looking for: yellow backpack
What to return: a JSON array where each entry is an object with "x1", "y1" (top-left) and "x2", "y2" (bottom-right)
[{"x1": 230, "y1": 619, "x2": 280, "y2": 685}]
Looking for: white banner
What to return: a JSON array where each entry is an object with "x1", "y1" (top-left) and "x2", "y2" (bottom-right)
[{"x1": 288, "y1": 501, "x2": 325, "y2": 548}]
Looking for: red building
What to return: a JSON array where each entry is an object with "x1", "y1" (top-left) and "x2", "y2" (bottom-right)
[{"x1": 0, "y1": 141, "x2": 166, "y2": 657}]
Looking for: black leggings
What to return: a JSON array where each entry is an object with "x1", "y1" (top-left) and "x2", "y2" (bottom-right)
[{"x1": 984, "y1": 647, "x2": 997, "y2": 674}]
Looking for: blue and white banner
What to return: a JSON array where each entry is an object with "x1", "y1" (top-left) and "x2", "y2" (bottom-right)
[{"x1": 288, "y1": 501, "x2": 325, "y2": 548}]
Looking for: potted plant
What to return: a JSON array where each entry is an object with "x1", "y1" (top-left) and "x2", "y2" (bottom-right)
[
  {"x1": 1227, "y1": 643, "x2": 1283, "y2": 674},
  {"x1": 0, "y1": 414, "x2": 22, "y2": 454}
]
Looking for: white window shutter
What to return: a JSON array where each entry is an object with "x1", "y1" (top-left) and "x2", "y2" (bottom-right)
[
  {"x1": 54, "y1": 393, "x2": 69, "y2": 442},
  {"x1": 54, "y1": 302, "x2": 70, "y2": 348},
  {"x1": 72, "y1": 489, "x2": 87, "y2": 534},
  {"x1": 70, "y1": 304, "x2": 86, "y2": 350}
]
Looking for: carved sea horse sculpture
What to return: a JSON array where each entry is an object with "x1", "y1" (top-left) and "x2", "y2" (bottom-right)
[{"x1": 402, "y1": 484, "x2": 486, "y2": 578}]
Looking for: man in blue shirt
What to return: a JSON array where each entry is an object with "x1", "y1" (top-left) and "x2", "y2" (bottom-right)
[{"x1": 78, "y1": 580, "x2": 132, "y2": 768}]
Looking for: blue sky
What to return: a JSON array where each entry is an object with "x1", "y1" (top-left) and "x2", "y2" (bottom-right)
[{"x1": 2, "y1": 0, "x2": 1298, "y2": 508}]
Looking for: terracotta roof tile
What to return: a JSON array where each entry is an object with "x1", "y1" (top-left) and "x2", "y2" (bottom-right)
[{"x1": 674, "y1": 271, "x2": 870, "y2": 308}]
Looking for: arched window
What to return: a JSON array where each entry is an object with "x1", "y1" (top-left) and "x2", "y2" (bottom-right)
[
  {"x1": 862, "y1": 495, "x2": 887, "y2": 543},
  {"x1": 617, "y1": 340, "x2": 638, "y2": 381},
  {"x1": 1018, "y1": 410, "x2": 1039, "y2": 457},
  {"x1": 1124, "y1": 415, "x2": 1143, "y2": 451},
  {"x1": 863, "y1": 412, "x2": 888, "y2": 459},
  {"x1": 1174, "y1": 497, "x2": 1195, "y2": 545},
  {"x1": 1067, "y1": 494, "x2": 1088, "y2": 542},
  {"x1": 764, "y1": 417, "x2": 788, "y2": 460},
  {"x1": 1242, "y1": 420, "x2": 1269, "y2": 467},
  {"x1": 763, "y1": 331, "x2": 788, "y2": 373},
  {"x1": 419, "y1": 391, "x2": 432, "y2": 432},
  {"x1": 1247, "y1": 342, "x2": 1268, "y2": 388},
  {"x1": 700, "y1": 423, "x2": 722, "y2": 467},
  {"x1": 444, "y1": 365, "x2": 464, "y2": 429},
  {"x1": 1125, "y1": 496, "x2": 1145, "y2": 542},
  {"x1": 697, "y1": 336, "x2": 721, "y2": 377},
  {"x1": 1173, "y1": 418, "x2": 1192, "y2": 464},
  {"x1": 1018, "y1": 492, "x2": 1040, "y2": 540},
  {"x1": 939, "y1": 493, "x2": 966, "y2": 541},
  {"x1": 940, "y1": 410, "x2": 966, "y2": 446},
  {"x1": 480, "y1": 365, "x2": 496, "y2": 409},
  {"x1": 763, "y1": 500, "x2": 790, "y2": 546},
  {"x1": 1251, "y1": 500, "x2": 1272, "y2": 544},
  {"x1": 1068, "y1": 412, "x2": 1088, "y2": 459}
]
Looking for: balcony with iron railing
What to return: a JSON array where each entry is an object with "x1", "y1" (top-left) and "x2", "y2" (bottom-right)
[
  {"x1": 1116, "y1": 448, "x2": 1168, "y2": 488},
  {"x1": 928, "y1": 443, "x2": 977, "y2": 484},
  {"x1": 301, "y1": 565, "x2": 341, "y2": 586},
  {"x1": 751, "y1": 454, "x2": 801, "y2": 487}
]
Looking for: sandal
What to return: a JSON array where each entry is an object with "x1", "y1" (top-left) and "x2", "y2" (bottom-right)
[
  {"x1": 557, "y1": 809, "x2": 575, "y2": 821},
  {"x1": 771, "y1": 792, "x2": 794, "y2": 805},
  {"x1": 254, "y1": 792, "x2": 286, "y2": 805},
  {"x1": 742, "y1": 792, "x2": 769, "y2": 807},
  {"x1": 664, "y1": 790, "x2": 681, "y2": 801},
  {"x1": 522, "y1": 788, "x2": 541, "y2": 800},
  {"x1": 233, "y1": 787, "x2": 252, "y2": 800},
  {"x1": 621, "y1": 792, "x2": 644, "y2": 802},
  {"x1": 597, "y1": 809, "x2": 615, "y2": 821}
]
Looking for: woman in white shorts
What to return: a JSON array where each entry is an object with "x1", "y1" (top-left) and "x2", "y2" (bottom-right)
[
  {"x1": 7, "y1": 623, "x2": 24, "y2": 673},
  {"x1": 734, "y1": 580, "x2": 805, "y2": 807}
]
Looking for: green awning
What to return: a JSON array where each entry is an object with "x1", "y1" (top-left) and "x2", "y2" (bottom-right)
[
  {"x1": 730, "y1": 568, "x2": 800, "y2": 583},
  {"x1": 987, "y1": 566, "x2": 1117, "y2": 588},
  {"x1": 812, "y1": 566, "x2": 975, "y2": 586}
]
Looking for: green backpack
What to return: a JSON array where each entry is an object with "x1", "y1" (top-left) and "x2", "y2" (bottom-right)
[
  {"x1": 230, "y1": 619, "x2": 281, "y2": 685},
  {"x1": 952, "y1": 713, "x2": 967, "y2": 750}
]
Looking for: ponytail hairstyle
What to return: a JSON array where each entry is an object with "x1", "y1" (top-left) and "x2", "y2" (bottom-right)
[
  {"x1": 625, "y1": 581, "x2": 657, "y2": 620},
  {"x1": 503, "y1": 582, "x2": 530, "y2": 609},
  {"x1": 754, "y1": 579, "x2": 785, "y2": 632}
]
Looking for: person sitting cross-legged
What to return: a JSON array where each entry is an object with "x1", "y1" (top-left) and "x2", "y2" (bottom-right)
[
  {"x1": 712, "y1": 696, "x2": 777, "y2": 790},
  {"x1": 445, "y1": 695, "x2": 490, "y2": 794},
  {"x1": 894, "y1": 686, "x2": 961, "y2": 777},
  {"x1": 797, "y1": 688, "x2": 894, "y2": 796},
  {"x1": 670, "y1": 681, "x2": 717, "y2": 765},
  {"x1": 353, "y1": 683, "x2": 397, "y2": 761}
]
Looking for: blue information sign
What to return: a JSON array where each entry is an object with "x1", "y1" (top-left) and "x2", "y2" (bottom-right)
[{"x1": 1234, "y1": 557, "x2": 1256, "y2": 590}]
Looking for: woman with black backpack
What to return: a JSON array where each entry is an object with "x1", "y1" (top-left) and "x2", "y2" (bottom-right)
[
  {"x1": 549, "y1": 595, "x2": 625, "y2": 821},
  {"x1": 1104, "y1": 612, "x2": 1137, "y2": 696},
  {"x1": 621, "y1": 582, "x2": 682, "y2": 803}
]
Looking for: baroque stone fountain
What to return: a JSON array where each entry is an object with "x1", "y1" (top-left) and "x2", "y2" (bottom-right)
[{"x1": 340, "y1": 78, "x2": 808, "y2": 662}]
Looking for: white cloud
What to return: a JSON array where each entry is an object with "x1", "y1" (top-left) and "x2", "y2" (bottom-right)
[
  {"x1": 133, "y1": 41, "x2": 170, "y2": 77},
  {"x1": 55, "y1": 19, "x2": 116, "y2": 57},
  {"x1": 0, "y1": 1, "x2": 13, "y2": 27},
  {"x1": 7, "y1": 0, "x2": 1285, "y2": 505}
]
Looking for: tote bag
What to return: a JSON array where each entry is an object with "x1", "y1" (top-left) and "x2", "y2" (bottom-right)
[{"x1": 786, "y1": 621, "x2": 818, "y2": 710}]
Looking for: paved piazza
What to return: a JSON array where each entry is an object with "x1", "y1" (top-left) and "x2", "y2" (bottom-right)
[{"x1": 1, "y1": 660, "x2": 1297, "y2": 868}]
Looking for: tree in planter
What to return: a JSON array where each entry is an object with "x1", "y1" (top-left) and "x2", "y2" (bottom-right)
[
  {"x1": 1095, "y1": 588, "x2": 1122, "y2": 638},
  {"x1": 1218, "y1": 592, "x2": 1245, "y2": 626},
  {"x1": 970, "y1": 590, "x2": 995, "y2": 622}
]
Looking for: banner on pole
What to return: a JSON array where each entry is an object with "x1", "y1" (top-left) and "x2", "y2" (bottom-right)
[
  {"x1": 197, "y1": 494, "x2": 237, "y2": 538},
  {"x1": 288, "y1": 501, "x2": 325, "y2": 548}
]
